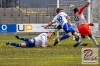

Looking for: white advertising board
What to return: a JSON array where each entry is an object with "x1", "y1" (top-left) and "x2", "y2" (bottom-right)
[
  {"x1": 16, "y1": 24, "x2": 62, "y2": 32},
  {"x1": 16, "y1": 23, "x2": 99, "y2": 33}
]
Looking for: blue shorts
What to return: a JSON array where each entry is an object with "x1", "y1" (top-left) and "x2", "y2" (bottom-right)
[
  {"x1": 25, "y1": 38, "x2": 36, "y2": 47},
  {"x1": 62, "y1": 22, "x2": 75, "y2": 35}
]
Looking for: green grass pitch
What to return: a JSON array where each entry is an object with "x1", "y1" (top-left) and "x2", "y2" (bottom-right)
[{"x1": 0, "y1": 34, "x2": 100, "y2": 66}]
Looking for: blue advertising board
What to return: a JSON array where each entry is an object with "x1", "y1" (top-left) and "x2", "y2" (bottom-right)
[{"x1": 0, "y1": 24, "x2": 16, "y2": 32}]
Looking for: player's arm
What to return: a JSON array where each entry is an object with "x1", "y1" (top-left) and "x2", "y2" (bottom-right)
[
  {"x1": 41, "y1": 41, "x2": 52, "y2": 47},
  {"x1": 40, "y1": 35, "x2": 52, "y2": 48},
  {"x1": 84, "y1": 2, "x2": 90, "y2": 7},
  {"x1": 78, "y1": 2, "x2": 90, "y2": 14},
  {"x1": 88, "y1": 23, "x2": 94, "y2": 26},
  {"x1": 41, "y1": 22, "x2": 53, "y2": 28},
  {"x1": 46, "y1": 44, "x2": 52, "y2": 47},
  {"x1": 42, "y1": 16, "x2": 57, "y2": 28},
  {"x1": 63, "y1": 12, "x2": 70, "y2": 22}
]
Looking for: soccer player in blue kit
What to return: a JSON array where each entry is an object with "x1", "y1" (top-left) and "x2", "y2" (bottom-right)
[
  {"x1": 42, "y1": 8, "x2": 87, "y2": 47},
  {"x1": 5, "y1": 32, "x2": 53, "y2": 48}
]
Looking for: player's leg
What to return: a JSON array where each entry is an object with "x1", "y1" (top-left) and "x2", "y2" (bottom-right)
[
  {"x1": 6, "y1": 42, "x2": 26, "y2": 47},
  {"x1": 83, "y1": 24, "x2": 99, "y2": 47},
  {"x1": 53, "y1": 25, "x2": 62, "y2": 40},
  {"x1": 29, "y1": 39, "x2": 34, "y2": 44},
  {"x1": 73, "y1": 32, "x2": 81, "y2": 47},
  {"x1": 72, "y1": 35, "x2": 75, "y2": 40},
  {"x1": 54, "y1": 29, "x2": 59, "y2": 38},
  {"x1": 29, "y1": 38, "x2": 36, "y2": 46},
  {"x1": 15, "y1": 34, "x2": 30, "y2": 42},
  {"x1": 72, "y1": 25, "x2": 87, "y2": 47},
  {"x1": 54, "y1": 32, "x2": 71, "y2": 46},
  {"x1": 73, "y1": 31, "x2": 87, "y2": 47},
  {"x1": 54, "y1": 23, "x2": 71, "y2": 46},
  {"x1": 88, "y1": 34, "x2": 99, "y2": 47}
]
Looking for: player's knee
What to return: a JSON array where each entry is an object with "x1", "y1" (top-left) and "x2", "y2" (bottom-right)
[
  {"x1": 88, "y1": 34, "x2": 92, "y2": 38},
  {"x1": 81, "y1": 36, "x2": 85, "y2": 39},
  {"x1": 68, "y1": 32, "x2": 72, "y2": 37},
  {"x1": 21, "y1": 43, "x2": 26, "y2": 47},
  {"x1": 73, "y1": 32, "x2": 80, "y2": 37},
  {"x1": 29, "y1": 39, "x2": 34, "y2": 44}
]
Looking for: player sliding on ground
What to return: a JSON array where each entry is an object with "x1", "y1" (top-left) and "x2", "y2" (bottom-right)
[
  {"x1": 5, "y1": 32, "x2": 53, "y2": 48},
  {"x1": 42, "y1": 8, "x2": 87, "y2": 47},
  {"x1": 73, "y1": 2, "x2": 99, "y2": 47}
]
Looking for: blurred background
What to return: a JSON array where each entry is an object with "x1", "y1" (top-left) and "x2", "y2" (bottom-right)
[{"x1": 0, "y1": 0, "x2": 100, "y2": 36}]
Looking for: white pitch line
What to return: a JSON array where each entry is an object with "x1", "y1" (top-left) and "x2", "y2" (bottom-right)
[{"x1": 0, "y1": 57, "x2": 100, "y2": 60}]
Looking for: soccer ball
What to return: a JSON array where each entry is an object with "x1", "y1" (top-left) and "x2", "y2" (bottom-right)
[{"x1": 70, "y1": 4, "x2": 75, "y2": 9}]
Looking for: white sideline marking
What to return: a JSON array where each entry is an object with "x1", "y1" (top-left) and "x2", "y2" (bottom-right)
[
  {"x1": 0, "y1": 57, "x2": 80, "y2": 60},
  {"x1": 0, "y1": 57, "x2": 100, "y2": 60}
]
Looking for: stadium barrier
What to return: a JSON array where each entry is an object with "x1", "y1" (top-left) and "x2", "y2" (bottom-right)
[
  {"x1": 0, "y1": 24, "x2": 64, "y2": 33},
  {"x1": 0, "y1": 23, "x2": 99, "y2": 37}
]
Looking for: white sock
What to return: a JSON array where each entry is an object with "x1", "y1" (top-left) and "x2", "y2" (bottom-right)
[
  {"x1": 91, "y1": 36, "x2": 99, "y2": 46},
  {"x1": 58, "y1": 39, "x2": 60, "y2": 42}
]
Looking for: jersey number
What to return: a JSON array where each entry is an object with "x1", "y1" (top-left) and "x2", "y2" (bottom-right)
[
  {"x1": 74, "y1": 15, "x2": 79, "y2": 21},
  {"x1": 57, "y1": 16, "x2": 62, "y2": 23}
]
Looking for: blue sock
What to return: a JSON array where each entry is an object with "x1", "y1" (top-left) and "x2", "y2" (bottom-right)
[
  {"x1": 20, "y1": 38, "x2": 29, "y2": 42},
  {"x1": 75, "y1": 36, "x2": 79, "y2": 41},
  {"x1": 59, "y1": 34, "x2": 70, "y2": 41},
  {"x1": 10, "y1": 42, "x2": 21, "y2": 47}
]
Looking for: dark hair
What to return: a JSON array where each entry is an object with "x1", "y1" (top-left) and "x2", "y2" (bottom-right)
[
  {"x1": 60, "y1": 8, "x2": 64, "y2": 10},
  {"x1": 74, "y1": 8, "x2": 78, "y2": 14},
  {"x1": 56, "y1": 8, "x2": 61, "y2": 14}
]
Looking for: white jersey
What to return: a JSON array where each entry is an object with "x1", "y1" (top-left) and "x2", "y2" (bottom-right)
[
  {"x1": 35, "y1": 33, "x2": 48, "y2": 47},
  {"x1": 75, "y1": 13, "x2": 86, "y2": 27},
  {"x1": 74, "y1": 6, "x2": 87, "y2": 27},
  {"x1": 52, "y1": 12, "x2": 68, "y2": 27}
]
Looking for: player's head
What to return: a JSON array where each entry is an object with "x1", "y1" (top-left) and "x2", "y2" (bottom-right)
[
  {"x1": 60, "y1": 8, "x2": 64, "y2": 12},
  {"x1": 74, "y1": 8, "x2": 79, "y2": 14},
  {"x1": 56, "y1": 8, "x2": 61, "y2": 14},
  {"x1": 47, "y1": 31, "x2": 53, "y2": 38}
]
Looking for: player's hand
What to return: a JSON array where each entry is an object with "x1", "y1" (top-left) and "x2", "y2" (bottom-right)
[
  {"x1": 41, "y1": 25, "x2": 47, "y2": 28},
  {"x1": 85, "y1": 2, "x2": 91, "y2": 7},
  {"x1": 47, "y1": 44, "x2": 52, "y2": 47},
  {"x1": 89, "y1": 23, "x2": 94, "y2": 26},
  {"x1": 67, "y1": 16, "x2": 70, "y2": 22}
]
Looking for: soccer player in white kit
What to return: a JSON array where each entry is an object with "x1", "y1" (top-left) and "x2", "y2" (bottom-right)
[
  {"x1": 5, "y1": 32, "x2": 53, "y2": 48},
  {"x1": 42, "y1": 8, "x2": 87, "y2": 47}
]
